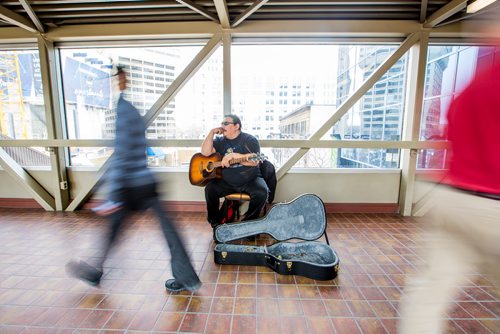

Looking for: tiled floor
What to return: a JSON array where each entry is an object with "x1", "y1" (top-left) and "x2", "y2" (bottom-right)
[{"x1": 0, "y1": 208, "x2": 498, "y2": 333}]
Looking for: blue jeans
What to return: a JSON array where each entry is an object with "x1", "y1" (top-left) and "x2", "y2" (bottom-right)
[{"x1": 97, "y1": 183, "x2": 200, "y2": 289}]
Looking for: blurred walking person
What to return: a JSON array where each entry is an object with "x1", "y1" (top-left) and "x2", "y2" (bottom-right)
[
  {"x1": 398, "y1": 59, "x2": 500, "y2": 333},
  {"x1": 66, "y1": 65, "x2": 201, "y2": 293}
]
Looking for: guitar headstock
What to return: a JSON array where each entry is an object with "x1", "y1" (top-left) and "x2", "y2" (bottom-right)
[{"x1": 248, "y1": 152, "x2": 268, "y2": 162}]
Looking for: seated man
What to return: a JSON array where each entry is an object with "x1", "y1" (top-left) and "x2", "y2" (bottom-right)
[{"x1": 201, "y1": 114, "x2": 268, "y2": 232}]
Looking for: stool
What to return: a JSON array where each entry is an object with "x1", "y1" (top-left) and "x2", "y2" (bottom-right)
[
  {"x1": 224, "y1": 193, "x2": 251, "y2": 221},
  {"x1": 224, "y1": 193, "x2": 267, "y2": 221}
]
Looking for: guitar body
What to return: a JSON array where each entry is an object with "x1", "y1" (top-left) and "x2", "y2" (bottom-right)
[
  {"x1": 189, "y1": 152, "x2": 223, "y2": 186},
  {"x1": 189, "y1": 152, "x2": 266, "y2": 187}
]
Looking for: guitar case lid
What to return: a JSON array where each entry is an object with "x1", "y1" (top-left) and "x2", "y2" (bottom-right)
[{"x1": 215, "y1": 193, "x2": 326, "y2": 243}]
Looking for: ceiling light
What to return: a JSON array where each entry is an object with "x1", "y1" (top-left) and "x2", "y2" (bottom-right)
[{"x1": 466, "y1": 0, "x2": 498, "y2": 13}]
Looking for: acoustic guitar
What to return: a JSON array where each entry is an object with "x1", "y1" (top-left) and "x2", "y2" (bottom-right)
[{"x1": 189, "y1": 152, "x2": 266, "y2": 186}]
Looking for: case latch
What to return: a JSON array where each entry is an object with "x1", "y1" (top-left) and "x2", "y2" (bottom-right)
[
  {"x1": 221, "y1": 251, "x2": 227, "y2": 261},
  {"x1": 286, "y1": 261, "x2": 293, "y2": 271}
]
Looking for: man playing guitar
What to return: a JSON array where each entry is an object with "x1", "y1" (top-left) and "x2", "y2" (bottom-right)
[{"x1": 201, "y1": 114, "x2": 269, "y2": 233}]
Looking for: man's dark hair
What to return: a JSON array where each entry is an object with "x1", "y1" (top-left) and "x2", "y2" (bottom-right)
[
  {"x1": 116, "y1": 65, "x2": 125, "y2": 75},
  {"x1": 226, "y1": 114, "x2": 242, "y2": 130}
]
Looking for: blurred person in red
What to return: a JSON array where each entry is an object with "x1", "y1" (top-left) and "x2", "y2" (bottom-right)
[
  {"x1": 398, "y1": 53, "x2": 500, "y2": 332},
  {"x1": 66, "y1": 65, "x2": 201, "y2": 293}
]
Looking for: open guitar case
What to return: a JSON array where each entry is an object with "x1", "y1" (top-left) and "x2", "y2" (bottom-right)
[{"x1": 214, "y1": 193, "x2": 339, "y2": 280}]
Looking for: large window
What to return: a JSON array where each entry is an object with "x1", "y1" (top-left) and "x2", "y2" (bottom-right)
[
  {"x1": 0, "y1": 49, "x2": 50, "y2": 166},
  {"x1": 418, "y1": 45, "x2": 500, "y2": 169},
  {"x1": 232, "y1": 44, "x2": 407, "y2": 168},
  {"x1": 60, "y1": 45, "x2": 222, "y2": 167}
]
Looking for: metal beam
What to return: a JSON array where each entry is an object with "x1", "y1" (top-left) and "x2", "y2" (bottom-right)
[
  {"x1": 435, "y1": 1, "x2": 500, "y2": 27},
  {"x1": 66, "y1": 34, "x2": 222, "y2": 211},
  {"x1": 214, "y1": 0, "x2": 230, "y2": 28},
  {"x1": 0, "y1": 139, "x2": 448, "y2": 150},
  {"x1": 38, "y1": 36, "x2": 70, "y2": 210},
  {"x1": 420, "y1": 0, "x2": 428, "y2": 23},
  {"x1": 64, "y1": 159, "x2": 110, "y2": 211},
  {"x1": 231, "y1": 0, "x2": 269, "y2": 28},
  {"x1": 276, "y1": 32, "x2": 420, "y2": 180},
  {"x1": 19, "y1": 0, "x2": 45, "y2": 32},
  {"x1": 424, "y1": 0, "x2": 467, "y2": 28},
  {"x1": 0, "y1": 148, "x2": 55, "y2": 210},
  {"x1": 223, "y1": 32, "x2": 231, "y2": 115},
  {"x1": 399, "y1": 32, "x2": 429, "y2": 216},
  {"x1": 176, "y1": 0, "x2": 219, "y2": 22},
  {"x1": 0, "y1": 5, "x2": 38, "y2": 33}
]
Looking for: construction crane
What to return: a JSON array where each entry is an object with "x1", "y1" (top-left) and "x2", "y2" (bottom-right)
[{"x1": 0, "y1": 52, "x2": 28, "y2": 139}]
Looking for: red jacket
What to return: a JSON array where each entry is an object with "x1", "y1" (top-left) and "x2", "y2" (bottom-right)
[{"x1": 445, "y1": 62, "x2": 500, "y2": 194}]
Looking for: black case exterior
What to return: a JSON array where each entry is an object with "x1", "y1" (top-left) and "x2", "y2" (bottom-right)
[{"x1": 214, "y1": 194, "x2": 339, "y2": 280}]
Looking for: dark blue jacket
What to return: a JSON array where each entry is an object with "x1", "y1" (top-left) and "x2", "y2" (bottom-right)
[{"x1": 107, "y1": 94, "x2": 155, "y2": 202}]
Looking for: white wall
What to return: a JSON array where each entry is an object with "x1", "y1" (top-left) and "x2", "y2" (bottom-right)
[{"x1": 1, "y1": 168, "x2": 401, "y2": 204}]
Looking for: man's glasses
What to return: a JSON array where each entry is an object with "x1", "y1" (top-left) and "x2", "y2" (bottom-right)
[{"x1": 221, "y1": 122, "x2": 234, "y2": 126}]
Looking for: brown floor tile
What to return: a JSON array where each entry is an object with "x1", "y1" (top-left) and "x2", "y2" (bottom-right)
[
  {"x1": 153, "y1": 312, "x2": 183, "y2": 332},
  {"x1": 232, "y1": 315, "x2": 257, "y2": 334},
  {"x1": 179, "y1": 313, "x2": 208, "y2": 333},
  {"x1": 357, "y1": 317, "x2": 388, "y2": 334},
  {"x1": 454, "y1": 319, "x2": 493, "y2": 334},
  {"x1": 257, "y1": 316, "x2": 282, "y2": 333},
  {"x1": 331, "y1": 318, "x2": 362, "y2": 334},
  {"x1": 278, "y1": 299, "x2": 302, "y2": 316},
  {"x1": 234, "y1": 297, "x2": 256, "y2": 315},
  {"x1": 102, "y1": 310, "x2": 135, "y2": 330},
  {"x1": 205, "y1": 313, "x2": 232, "y2": 333},
  {"x1": 187, "y1": 296, "x2": 212, "y2": 313},
  {"x1": 301, "y1": 299, "x2": 327, "y2": 316},
  {"x1": 305, "y1": 316, "x2": 335, "y2": 334},
  {"x1": 127, "y1": 311, "x2": 160, "y2": 331},
  {"x1": 1, "y1": 210, "x2": 498, "y2": 334},
  {"x1": 236, "y1": 284, "x2": 257, "y2": 298},
  {"x1": 210, "y1": 297, "x2": 234, "y2": 314},
  {"x1": 256, "y1": 297, "x2": 279, "y2": 315}
]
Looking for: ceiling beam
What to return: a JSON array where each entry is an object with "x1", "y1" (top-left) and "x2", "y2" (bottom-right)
[
  {"x1": 424, "y1": 0, "x2": 467, "y2": 28},
  {"x1": 420, "y1": 0, "x2": 428, "y2": 23},
  {"x1": 231, "y1": 0, "x2": 269, "y2": 28},
  {"x1": 0, "y1": 5, "x2": 37, "y2": 33},
  {"x1": 19, "y1": 0, "x2": 45, "y2": 32},
  {"x1": 176, "y1": 0, "x2": 219, "y2": 22},
  {"x1": 435, "y1": 1, "x2": 500, "y2": 27},
  {"x1": 214, "y1": 0, "x2": 230, "y2": 28}
]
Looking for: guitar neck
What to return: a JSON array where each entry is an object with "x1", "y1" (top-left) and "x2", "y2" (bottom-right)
[{"x1": 212, "y1": 156, "x2": 248, "y2": 168}]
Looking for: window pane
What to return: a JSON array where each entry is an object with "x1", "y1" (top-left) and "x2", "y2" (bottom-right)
[
  {"x1": 172, "y1": 48, "x2": 223, "y2": 140},
  {"x1": 60, "y1": 45, "x2": 207, "y2": 167},
  {"x1": 334, "y1": 46, "x2": 407, "y2": 168},
  {"x1": 2, "y1": 146, "x2": 50, "y2": 166},
  {"x1": 0, "y1": 50, "x2": 49, "y2": 166},
  {"x1": 418, "y1": 45, "x2": 500, "y2": 169},
  {"x1": 0, "y1": 50, "x2": 47, "y2": 140},
  {"x1": 232, "y1": 45, "x2": 337, "y2": 140},
  {"x1": 232, "y1": 44, "x2": 406, "y2": 169}
]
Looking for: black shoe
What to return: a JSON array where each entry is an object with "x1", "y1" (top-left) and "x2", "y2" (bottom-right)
[
  {"x1": 165, "y1": 279, "x2": 201, "y2": 293},
  {"x1": 66, "y1": 260, "x2": 102, "y2": 287},
  {"x1": 211, "y1": 222, "x2": 220, "y2": 243}
]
